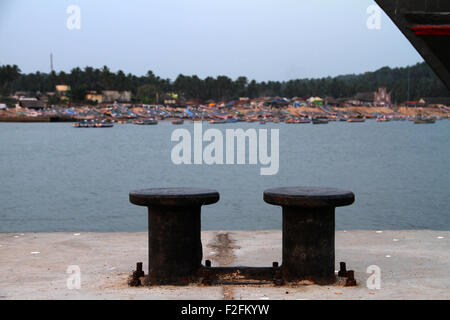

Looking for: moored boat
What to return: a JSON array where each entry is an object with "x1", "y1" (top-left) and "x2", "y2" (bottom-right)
[
  {"x1": 73, "y1": 120, "x2": 113, "y2": 128},
  {"x1": 414, "y1": 116, "x2": 435, "y2": 124},
  {"x1": 94, "y1": 120, "x2": 114, "y2": 128},
  {"x1": 209, "y1": 119, "x2": 227, "y2": 124},
  {"x1": 347, "y1": 116, "x2": 365, "y2": 123},
  {"x1": 172, "y1": 120, "x2": 184, "y2": 125},
  {"x1": 135, "y1": 118, "x2": 158, "y2": 125},
  {"x1": 312, "y1": 117, "x2": 328, "y2": 124},
  {"x1": 295, "y1": 118, "x2": 311, "y2": 124},
  {"x1": 376, "y1": 116, "x2": 390, "y2": 122}
]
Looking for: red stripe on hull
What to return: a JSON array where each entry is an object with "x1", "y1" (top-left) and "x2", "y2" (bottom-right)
[{"x1": 411, "y1": 26, "x2": 450, "y2": 36}]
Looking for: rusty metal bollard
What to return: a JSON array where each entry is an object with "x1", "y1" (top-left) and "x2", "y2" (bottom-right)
[
  {"x1": 129, "y1": 188, "x2": 219, "y2": 285},
  {"x1": 264, "y1": 187, "x2": 355, "y2": 282}
]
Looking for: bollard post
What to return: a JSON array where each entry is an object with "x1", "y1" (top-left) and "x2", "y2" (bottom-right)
[
  {"x1": 264, "y1": 187, "x2": 355, "y2": 283},
  {"x1": 129, "y1": 188, "x2": 219, "y2": 285}
]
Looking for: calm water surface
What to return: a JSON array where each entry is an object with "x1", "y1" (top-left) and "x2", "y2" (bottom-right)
[{"x1": 0, "y1": 120, "x2": 449, "y2": 232}]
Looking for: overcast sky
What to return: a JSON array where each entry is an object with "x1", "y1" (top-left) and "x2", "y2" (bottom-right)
[{"x1": 0, "y1": 0, "x2": 423, "y2": 81}]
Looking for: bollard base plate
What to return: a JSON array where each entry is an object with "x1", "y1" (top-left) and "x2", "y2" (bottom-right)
[{"x1": 127, "y1": 264, "x2": 358, "y2": 287}]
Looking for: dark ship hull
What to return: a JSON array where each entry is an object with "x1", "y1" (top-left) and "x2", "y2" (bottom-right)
[{"x1": 375, "y1": 0, "x2": 450, "y2": 89}]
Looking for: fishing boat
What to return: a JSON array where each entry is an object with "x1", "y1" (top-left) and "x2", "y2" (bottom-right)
[
  {"x1": 72, "y1": 120, "x2": 93, "y2": 128},
  {"x1": 94, "y1": 120, "x2": 114, "y2": 128},
  {"x1": 259, "y1": 120, "x2": 266, "y2": 124},
  {"x1": 376, "y1": 116, "x2": 390, "y2": 122},
  {"x1": 295, "y1": 118, "x2": 311, "y2": 124},
  {"x1": 135, "y1": 119, "x2": 158, "y2": 125},
  {"x1": 73, "y1": 120, "x2": 113, "y2": 128},
  {"x1": 172, "y1": 120, "x2": 184, "y2": 125},
  {"x1": 209, "y1": 119, "x2": 227, "y2": 124},
  {"x1": 414, "y1": 116, "x2": 435, "y2": 124},
  {"x1": 347, "y1": 116, "x2": 365, "y2": 123},
  {"x1": 312, "y1": 117, "x2": 328, "y2": 125},
  {"x1": 285, "y1": 118, "x2": 293, "y2": 124}
]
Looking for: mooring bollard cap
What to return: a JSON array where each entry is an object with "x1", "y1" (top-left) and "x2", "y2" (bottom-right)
[
  {"x1": 264, "y1": 187, "x2": 355, "y2": 208},
  {"x1": 129, "y1": 187, "x2": 220, "y2": 207}
]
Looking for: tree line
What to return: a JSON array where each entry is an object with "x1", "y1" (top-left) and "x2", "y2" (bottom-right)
[{"x1": 0, "y1": 62, "x2": 448, "y2": 104}]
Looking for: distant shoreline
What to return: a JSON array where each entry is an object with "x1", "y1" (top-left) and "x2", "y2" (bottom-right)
[{"x1": 1, "y1": 105, "x2": 449, "y2": 123}]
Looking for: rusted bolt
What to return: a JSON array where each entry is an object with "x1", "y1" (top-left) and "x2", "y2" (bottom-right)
[
  {"x1": 264, "y1": 187, "x2": 355, "y2": 282},
  {"x1": 338, "y1": 262, "x2": 348, "y2": 277},
  {"x1": 274, "y1": 279, "x2": 283, "y2": 286},
  {"x1": 129, "y1": 262, "x2": 145, "y2": 287},
  {"x1": 345, "y1": 270, "x2": 357, "y2": 287},
  {"x1": 205, "y1": 260, "x2": 211, "y2": 268},
  {"x1": 129, "y1": 188, "x2": 220, "y2": 285},
  {"x1": 201, "y1": 268, "x2": 214, "y2": 286}
]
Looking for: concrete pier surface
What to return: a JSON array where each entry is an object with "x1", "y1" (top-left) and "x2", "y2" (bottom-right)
[{"x1": 0, "y1": 230, "x2": 448, "y2": 300}]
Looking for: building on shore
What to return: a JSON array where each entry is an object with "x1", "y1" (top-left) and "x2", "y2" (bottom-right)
[
  {"x1": 163, "y1": 94, "x2": 177, "y2": 106},
  {"x1": 323, "y1": 97, "x2": 340, "y2": 107},
  {"x1": 184, "y1": 98, "x2": 202, "y2": 107},
  {"x1": 374, "y1": 87, "x2": 392, "y2": 107},
  {"x1": 55, "y1": 85, "x2": 71, "y2": 97},
  {"x1": 351, "y1": 92, "x2": 375, "y2": 106},
  {"x1": 307, "y1": 97, "x2": 324, "y2": 107},
  {"x1": 85, "y1": 91, "x2": 103, "y2": 104},
  {"x1": 348, "y1": 88, "x2": 392, "y2": 107},
  {"x1": 102, "y1": 90, "x2": 132, "y2": 103},
  {"x1": 18, "y1": 97, "x2": 45, "y2": 109}
]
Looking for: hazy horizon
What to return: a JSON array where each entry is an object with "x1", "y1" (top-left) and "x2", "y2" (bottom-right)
[{"x1": 0, "y1": 0, "x2": 423, "y2": 81}]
